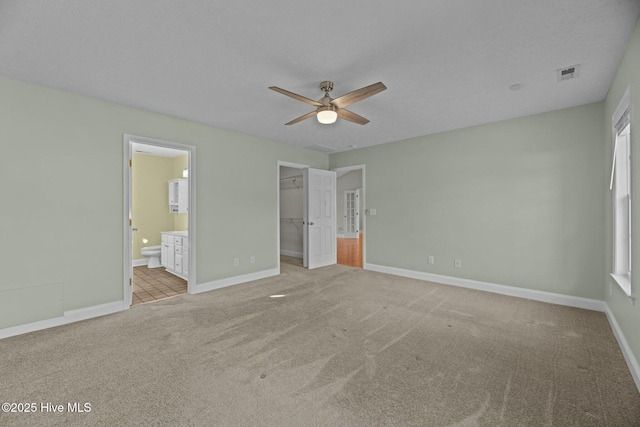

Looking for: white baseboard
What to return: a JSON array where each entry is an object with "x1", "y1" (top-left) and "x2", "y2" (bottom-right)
[
  {"x1": 0, "y1": 301, "x2": 123, "y2": 340},
  {"x1": 133, "y1": 258, "x2": 147, "y2": 267},
  {"x1": 193, "y1": 268, "x2": 279, "y2": 294},
  {"x1": 280, "y1": 250, "x2": 303, "y2": 258},
  {"x1": 364, "y1": 263, "x2": 606, "y2": 312},
  {"x1": 604, "y1": 304, "x2": 640, "y2": 393}
]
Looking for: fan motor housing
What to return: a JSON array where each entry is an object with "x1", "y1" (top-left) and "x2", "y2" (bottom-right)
[{"x1": 320, "y1": 81, "x2": 334, "y2": 93}]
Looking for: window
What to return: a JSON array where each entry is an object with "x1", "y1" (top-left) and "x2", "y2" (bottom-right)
[
  {"x1": 610, "y1": 86, "x2": 633, "y2": 297},
  {"x1": 344, "y1": 189, "x2": 360, "y2": 238}
]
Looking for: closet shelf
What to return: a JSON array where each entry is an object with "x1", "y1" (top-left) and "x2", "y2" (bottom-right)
[{"x1": 280, "y1": 174, "x2": 303, "y2": 181}]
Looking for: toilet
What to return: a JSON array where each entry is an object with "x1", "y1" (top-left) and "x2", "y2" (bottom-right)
[{"x1": 141, "y1": 245, "x2": 162, "y2": 268}]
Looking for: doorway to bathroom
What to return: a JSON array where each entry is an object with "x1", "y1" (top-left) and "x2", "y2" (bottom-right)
[{"x1": 123, "y1": 134, "x2": 196, "y2": 308}]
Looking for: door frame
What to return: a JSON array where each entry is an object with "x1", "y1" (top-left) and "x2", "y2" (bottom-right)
[
  {"x1": 332, "y1": 164, "x2": 366, "y2": 267},
  {"x1": 123, "y1": 134, "x2": 197, "y2": 309},
  {"x1": 276, "y1": 160, "x2": 309, "y2": 273}
]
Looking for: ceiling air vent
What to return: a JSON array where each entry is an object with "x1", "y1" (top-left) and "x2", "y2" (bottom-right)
[
  {"x1": 557, "y1": 64, "x2": 580, "y2": 82},
  {"x1": 306, "y1": 144, "x2": 336, "y2": 152}
]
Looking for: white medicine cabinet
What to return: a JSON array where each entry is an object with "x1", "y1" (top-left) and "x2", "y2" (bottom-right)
[{"x1": 169, "y1": 179, "x2": 188, "y2": 213}]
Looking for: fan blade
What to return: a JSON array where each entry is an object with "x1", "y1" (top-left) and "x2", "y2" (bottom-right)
[
  {"x1": 285, "y1": 110, "x2": 317, "y2": 125},
  {"x1": 331, "y1": 82, "x2": 386, "y2": 109},
  {"x1": 269, "y1": 86, "x2": 322, "y2": 107},
  {"x1": 337, "y1": 109, "x2": 369, "y2": 125}
]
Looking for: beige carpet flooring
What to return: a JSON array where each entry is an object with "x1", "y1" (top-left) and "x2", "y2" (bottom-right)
[{"x1": 1, "y1": 256, "x2": 639, "y2": 426}]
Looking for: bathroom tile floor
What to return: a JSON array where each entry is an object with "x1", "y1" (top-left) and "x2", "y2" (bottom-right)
[{"x1": 132, "y1": 266, "x2": 187, "y2": 306}]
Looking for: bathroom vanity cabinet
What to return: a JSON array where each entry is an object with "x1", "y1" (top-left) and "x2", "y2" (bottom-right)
[
  {"x1": 169, "y1": 179, "x2": 188, "y2": 213},
  {"x1": 161, "y1": 231, "x2": 189, "y2": 280}
]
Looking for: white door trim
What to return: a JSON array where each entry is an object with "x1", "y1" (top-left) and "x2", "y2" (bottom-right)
[
  {"x1": 277, "y1": 161, "x2": 309, "y2": 273},
  {"x1": 123, "y1": 134, "x2": 197, "y2": 309},
  {"x1": 332, "y1": 164, "x2": 366, "y2": 266}
]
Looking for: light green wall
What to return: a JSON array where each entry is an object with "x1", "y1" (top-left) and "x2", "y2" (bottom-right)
[
  {"x1": 330, "y1": 102, "x2": 605, "y2": 300},
  {"x1": 604, "y1": 16, "x2": 640, "y2": 372},
  {"x1": 0, "y1": 75, "x2": 327, "y2": 328},
  {"x1": 131, "y1": 153, "x2": 177, "y2": 260}
]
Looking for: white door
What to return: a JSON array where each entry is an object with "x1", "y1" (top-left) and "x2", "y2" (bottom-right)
[
  {"x1": 303, "y1": 168, "x2": 337, "y2": 269},
  {"x1": 344, "y1": 189, "x2": 360, "y2": 238}
]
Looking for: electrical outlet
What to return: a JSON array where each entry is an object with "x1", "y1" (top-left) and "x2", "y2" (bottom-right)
[
  {"x1": 370, "y1": 209, "x2": 377, "y2": 216},
  {"x1": 234, "y1": 258, "x2": 240, "y2": 267},
  {"x1": 428, "y1": 256, "x2": 434, "y2": 265},
  {"x1": 454, "y1": 259, "x2": 462, "y2": 268},
  {"x1": 250, "y1": 256, "x2": 255, "y2": 264}
]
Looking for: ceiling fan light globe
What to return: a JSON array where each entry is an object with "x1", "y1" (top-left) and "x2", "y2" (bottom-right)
[{"x1": 317, "y1": 108, "x2": 337, "y2": 124}]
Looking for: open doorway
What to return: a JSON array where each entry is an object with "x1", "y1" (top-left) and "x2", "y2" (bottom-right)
[
  {"x1": 279, "y1": 165, "x2": 305, "y2": 259},
  {"x1": 277, "y1": 161, "x2": 337, "y2": 271},
  {"x1": 334, "y1": 165, "x2": 365, "y2": 268},
  {"x1": 123, "y1": 135, "x2": 196, "y2": 309}
]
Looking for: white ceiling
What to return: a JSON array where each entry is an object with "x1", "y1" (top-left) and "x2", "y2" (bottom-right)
[{"x1": 1, "y1": 1, "x2": 639, "y2": 153}]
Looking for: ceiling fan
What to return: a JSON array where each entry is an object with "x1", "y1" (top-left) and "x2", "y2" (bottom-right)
[{"x1": 269, "y1": 81, "x2": 386, "y2": 125}]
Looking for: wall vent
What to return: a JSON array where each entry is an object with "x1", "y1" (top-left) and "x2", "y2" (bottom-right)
[
  {"x1": 306, "y1": 144, "x2": 336, "y2": 152},
  {"x1": 557, "y1": 64, "x2": 580, "y2": 82}
]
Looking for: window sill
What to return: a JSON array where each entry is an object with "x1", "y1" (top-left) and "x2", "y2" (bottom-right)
[{"x1": 610, "y1": 273, "x2": 634, "y2": 299}]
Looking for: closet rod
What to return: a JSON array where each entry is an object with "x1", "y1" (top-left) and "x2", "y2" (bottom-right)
[{"x1": 280, "y1": 174, "x2": 303, "y2": 181}]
